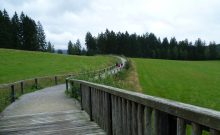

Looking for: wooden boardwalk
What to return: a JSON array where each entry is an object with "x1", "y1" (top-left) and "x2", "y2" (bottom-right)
[
  {"x1": 0, "y1": 85, "x2": 105, "y2": 135},
  {"x1": 0, "y1": 56, "x2": 126, "y2": 135}
]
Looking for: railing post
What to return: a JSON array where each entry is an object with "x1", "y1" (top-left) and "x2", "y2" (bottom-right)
[
  {"x1": 132, "y1": 102, "x2": 137, "y2": 135},
  {"x1": 122, "y1": 98, "x2": 127, "y2": 135},
  {"x1": 55, "y1": 76, "x2": 58, "y2": 85},
  {"x1": 11, "y1": 84, "x2": 15, "y2": 103},
  {"x1": 177, "y1": 118, "x2": 186, "y2": 135},
  {"x1": 137, "y1": 104, "x2": 144, "y2": 135},
  {"x1": 80, "y1": 83, "x2": 83, "y2": 110},
  {"x1": 66, "y1": 79, "x2": 68, "y2": 91},
  {"x1": 106, "y1": 93, "x2": 112, "y2": 135},
  {"x1": 154, "y1": 109, "x2": 177, "y2": 135},
  {"x1": 20, "y1": 81, "x2": 24, "y2": 95},
  {"x1": 145, "y1": 107, "x2": 153, "y2": 135},
  {"x1": 34, "y1": 78, "x2": 38, "y2": 89},
  {"x1": 70, "y1": 81, "x2": 74, "y2": 96},
  {"x1": 89, "y1": 86, "x2": 93, "y2": 121},
  {"x1": 192, "y1": 123, "x2": 202, "y2": 135},
  {"x1": 126, "y1": 100, "x2": 132, "y2": 135}
]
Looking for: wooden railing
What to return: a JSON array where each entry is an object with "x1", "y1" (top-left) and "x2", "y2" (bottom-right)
[
  {"x1": 0, "y1": 64, "x2": 118, "y2": 112},
  {"x1": 67, "y1": 79, "x2": 220, "y2": 135}
]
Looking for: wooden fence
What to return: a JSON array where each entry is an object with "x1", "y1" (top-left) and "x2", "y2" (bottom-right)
[
  {"x1": 0, "y1": 65, "x2": 117, "y2": 112},
  {"x1": 68, "y1": 79, "x2": 220, "y2": 135}
]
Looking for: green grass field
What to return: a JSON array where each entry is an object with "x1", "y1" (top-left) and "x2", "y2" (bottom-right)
[
  {"x1": 133, "y1": 58, "x2": 220, "y2": 111},
  {"x1": 0, "y1": 49, "x2": 116, "y2": 84}
]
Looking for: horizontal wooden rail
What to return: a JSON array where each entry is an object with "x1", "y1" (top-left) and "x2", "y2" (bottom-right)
[
  {"x1": 69, "y1": 79, "x2": 220, "y2": 135},
  {"x1": 0, "y1": 62, "x2": 120, "y2": 113},
  {"x1": 0, "y1": 65, "x2": 115, "y2": 88}
]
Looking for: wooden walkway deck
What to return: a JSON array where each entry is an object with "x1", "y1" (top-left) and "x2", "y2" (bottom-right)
[{"x1": 0, "y1": 85, "x2": 106, "y2": 135}]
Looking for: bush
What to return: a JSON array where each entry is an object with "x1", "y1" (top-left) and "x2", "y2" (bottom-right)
[{"x1": 124, "y1": 59, "x2": 131, "y2": 70}]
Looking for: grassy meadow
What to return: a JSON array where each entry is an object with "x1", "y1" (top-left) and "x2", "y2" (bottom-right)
[
  {"x1": 0, "y1": 49, "x2": 116, "y2": 84},
  {"x1": 133, "y1": 58, "x2": 220, "y2": 111}
]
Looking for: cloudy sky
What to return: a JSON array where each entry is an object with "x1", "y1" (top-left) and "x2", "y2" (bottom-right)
[{"x1": 1, "y1": 0, "x2": 220, "y2": 49}]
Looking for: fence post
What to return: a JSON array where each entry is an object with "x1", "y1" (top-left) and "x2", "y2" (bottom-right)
[
  {"x1": 106, "y1": 93, "x2": 112, "y2": 135},
  {"x1": 35, "y1": 78, "x2": 38, "y2": 89},
  {"x1": 11, "y1": 84, "x2": 15, "y2": 103},
  {"x1": 89, "y1": 87, "x2": 93, "y2": 121},
  {"x1": 177, "y1": 118, "x2": 186, "y2": 135},
  {"x1": 20, "y1": 81, "x2": 24, "y2": 95},
  {"x1": 66, "y1": 79, "x2": 68, "y2": 91},
  {"x1": 70, "y1": 81, "x2": 74, "y2": 96},
  {"x1": 55, "y1": 76, "x2": 58, "y2": 85},
  {"x1": 145, "y1": 107, "x2": 153, "y2": 135},
  {"x1": 80, "y1": 83, "x2": 83, "y2": 110}
]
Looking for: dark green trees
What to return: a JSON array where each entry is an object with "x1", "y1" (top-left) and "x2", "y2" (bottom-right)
[
  {"x1": 0, "y1": 9, "x2": 48, "y2": 52},
  {"x1": 67, "y1": 39, "x2": 82, "y2": 55},
  {"x1": 11, "y1": 12, "x2": 21, "y2": 49},
  {"x1": 37, "y1": 21, "x2": 47, "y2": 51},
  {"x1": 47, "y1": 41, "x2": 55, "y2": 53},
  {"x1": 85, "y1": 29, "x2": 220, "y2": 60},
  {"x1": 0, "y1": 9, "x2": 13, "y2": 49},
  {"x1": 85, "y1": 32, "x2": 97, "y2": 55},
  {"x1": 67, "y1": 40, "x2": 74, "y2": 55}
]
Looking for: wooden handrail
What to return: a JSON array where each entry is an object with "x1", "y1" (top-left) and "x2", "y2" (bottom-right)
[{"x1": 68, "y1": 79, "x2": 220, "y2": 135}]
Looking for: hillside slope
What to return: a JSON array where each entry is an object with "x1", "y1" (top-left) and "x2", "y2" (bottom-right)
[{"x1": 0, "y1": 49, "x2": 116, "y2": 84}]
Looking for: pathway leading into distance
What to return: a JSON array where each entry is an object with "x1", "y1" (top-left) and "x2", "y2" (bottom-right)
[{"x1": 0, "y1": 56, "x2": 126, "y2": 135}]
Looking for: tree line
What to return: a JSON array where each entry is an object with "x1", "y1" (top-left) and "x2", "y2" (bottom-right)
[
  {"x1": 85, "y1": 29, "x2": 220, "y2": 60},
  {"x1": 0, "y1": 9, "x2": 54, "y2": 52},
  {"x1": 67, "y1": 39, "x2": 87, "y2": 55}
]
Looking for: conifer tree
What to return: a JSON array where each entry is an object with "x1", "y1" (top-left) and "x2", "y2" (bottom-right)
[{"x1": 37, "y1": 21, "x2": 47, "y2": 51}]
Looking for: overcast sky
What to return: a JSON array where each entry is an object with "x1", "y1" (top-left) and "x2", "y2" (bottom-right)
[{"x1": 1, "y1": 0, "x2": 220, "y2": 49}]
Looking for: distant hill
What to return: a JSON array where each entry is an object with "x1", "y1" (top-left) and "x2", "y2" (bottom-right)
[{"x1": 56, "y1": 49, "x2": 67, "y2": 54}]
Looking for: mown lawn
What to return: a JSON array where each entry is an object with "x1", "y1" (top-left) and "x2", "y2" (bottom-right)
[
  {"x1": 0, "y1": 49, "x2": 116, "y2": 84},
  {"x1": 133, "y1": 58, "x2": 220, "y2": 111}
]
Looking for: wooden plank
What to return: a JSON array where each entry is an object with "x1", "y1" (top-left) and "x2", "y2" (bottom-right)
[
  {"x1": 137, "y1": 104, "x2": 144, "y2": 135},
  {"x1": 118, "y1": 97, "x2": 122, "y2": 135},
  {"x1": 154, "y1": 109, "x2": 159, "y2": 135},
  {"x1": 111, "y1": 95, "x2": 116, "y2": 135},
  {"x1": 154, "y1": 109, "x2": 170, "y2": 135},
  {"x1": 127, "y1": 100, "x2": 132, "y2": 135},
  {"x1": 192, "y1": 123, "x2": 202, "y2": 135},
  {"x1": 168, "y1": 115, "x2": 177, "y2": 135},
  {"x1": 89, "y1": 87, "x2": 93, "y2": 121},
  {"x1": 132, "y1": 101, "x2": 137, "y2": 135},
  {"x1": 106, "y1": 93, "x2": 112, "y2": 135},
  {"x1": 177, "y1": 118, "x2": 186, "y2": 135},
  {"x1": 80, "y1": 84, "x2": 83, "y2": 110},
  {"x1": 145, "y1": 106, "x2": 152, "y2": 135},
  {"x1": 122, "y1": 98, "x2": 127, "y2": 135},
  {"x1": 0, "y1": 110, "x2": 106, "y2": 135}
]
